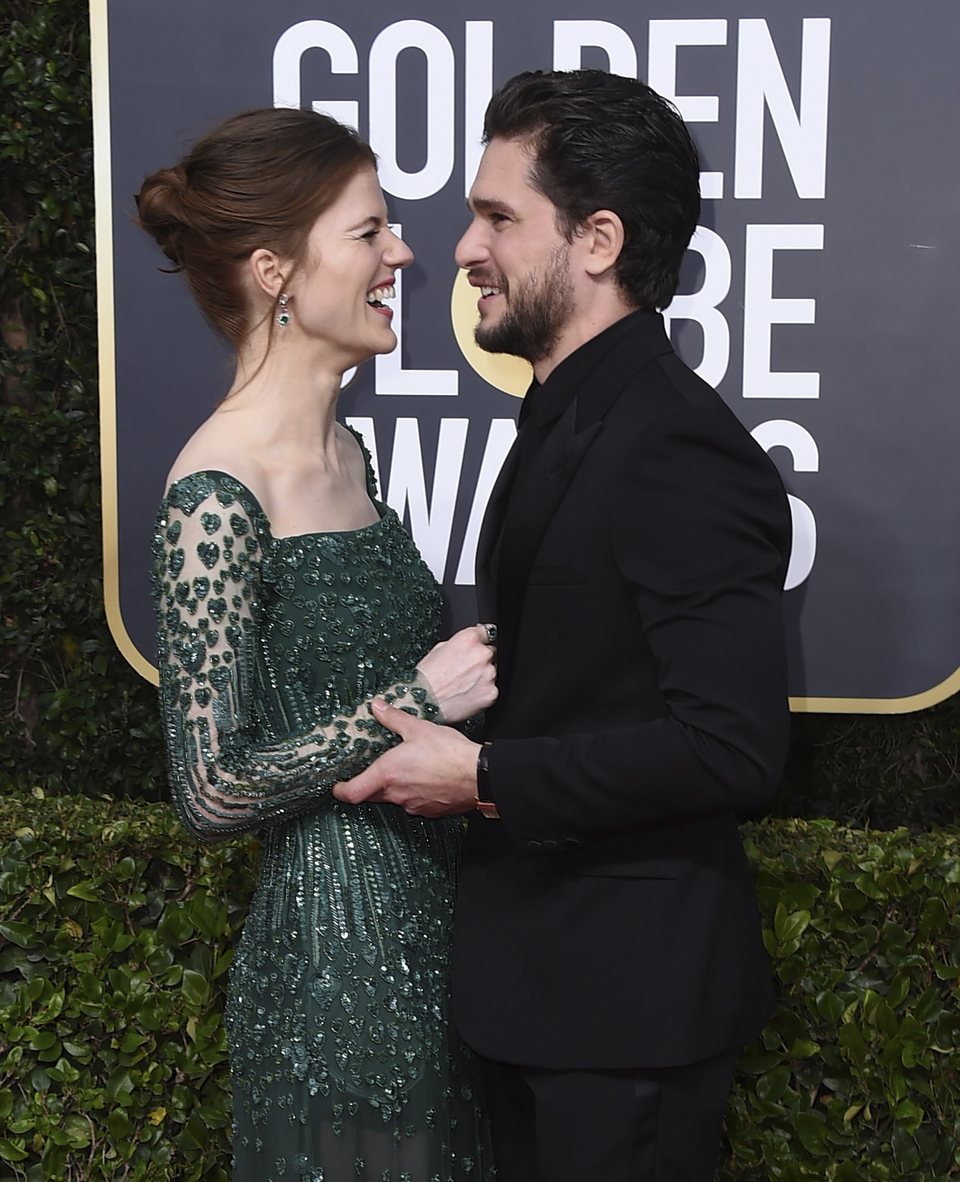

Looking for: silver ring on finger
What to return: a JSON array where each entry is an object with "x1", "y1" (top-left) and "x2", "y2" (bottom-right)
[{"x1": 482, "y1": 622, "x2": 498, "y2": 645}]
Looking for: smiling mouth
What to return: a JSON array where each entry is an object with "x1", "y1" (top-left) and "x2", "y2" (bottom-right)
[
  {"x1": 366, "y1": 283, "x2": 396, "y2": 317},
  {"x1": 470, "y1": 282, "x2": 504, "y2": 312}
]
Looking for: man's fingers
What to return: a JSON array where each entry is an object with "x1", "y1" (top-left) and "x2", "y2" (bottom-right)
[
  {"x1": 332, "y1": 765, "x2": 386, "y2": 804},
  {"x1": 478, "y1": 622, "x2": 498, "y2": 646},
  {"x1": 370, "y1": 697, "x2": 419, "y2": 738},
  {"x1": 336, "y1": 700, "x2": 433, "y2": 807}
]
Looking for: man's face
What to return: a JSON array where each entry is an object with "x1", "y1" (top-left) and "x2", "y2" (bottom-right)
[{"x1": 455, "y1": 137, "x2": 574, "y2": 367}]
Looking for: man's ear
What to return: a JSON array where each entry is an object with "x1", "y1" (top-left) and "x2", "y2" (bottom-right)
[
  {"x1": 247, "y1": 248, "x2": 288, "y2": 300},
  {"x1": 581, "y1": 209, "x2": 625, "y2": 278}
]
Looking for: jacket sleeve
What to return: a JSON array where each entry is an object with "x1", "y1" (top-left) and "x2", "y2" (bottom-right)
[
  {"x1": 488, "y1": 408, "x2": 792, "y2": 842},
  {"x1": 153, "y1": 478, "x2": 438, "y2": 843}
]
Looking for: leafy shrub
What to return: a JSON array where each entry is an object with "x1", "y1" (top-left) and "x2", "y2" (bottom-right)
[
  {"x1": 0, "y1": 795, "x2": 256, "y2": 1181},
  {"x1": 721, "y1": 821, "x2": 960, "y2": 1180},
  {"x1": 0, "y1": 0, "x2": 164, "y2": 802},
  {"x1": 1, "y1": 799, "x2": 957, "y2": 1180}
]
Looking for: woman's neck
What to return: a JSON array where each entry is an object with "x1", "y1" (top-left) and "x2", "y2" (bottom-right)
[{"x1": 220, "y1": 332, "x2": 351, "y2": 460}]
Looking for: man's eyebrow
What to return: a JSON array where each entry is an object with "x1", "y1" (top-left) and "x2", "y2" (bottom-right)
[{"x1": 467, "y1": 196, "x2": 518, "y2": 217}]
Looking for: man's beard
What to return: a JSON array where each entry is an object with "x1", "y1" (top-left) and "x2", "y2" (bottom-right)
[{"x1": 474, "y1": 245, "x2": 572, "y2": 364}]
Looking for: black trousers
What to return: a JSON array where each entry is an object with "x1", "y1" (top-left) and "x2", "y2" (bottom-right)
[{"x1": 481, "y1": 1050, "x2": 737, "y2": 1182}]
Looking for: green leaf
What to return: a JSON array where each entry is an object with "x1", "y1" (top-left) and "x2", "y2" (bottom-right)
[
  {"x1": 62, "y1": 1114, "x2": 91, "y2": 1148},
  {"x1": 774, "y1": 908, "x2": 811, "y2": 947},
  {"x1": 755, "y1": 1064, "x2": 791, "y2": 1103},
  {"x1": 0, "y1": 921, "x2": 37, "y2": 948},
  {"x1": 894, "y1": 1098, "x2": 924, "y2": 1133},
  {"x1": 181, "y1": 969, "x2": 209, "y2": 1008},
  {"x1": 838, "y1": 1021, "x2": 868, "y2": 1066},
  {"x1": 107, "y1": 1109, "x2": 131, "y2": 1139},
  {"x1": 158, "y1": 906, "x2": 195, "y2": 945},
  {"x1": 886, "y1": 974, "x2": 910, "y2": 1009},
  {"x1": 115, "y1": 856, "x2": 138, "y2": 879},
  {"x1": 106, "y1": 1067, "x2": 134, "y2": 1104},
  {"x1": 0, "y1": 1139, "x2": 29, "y2": 1163},
  {"x1": 918, "y1": 896, "x2": 948, "y2": 938},
  {"x1": 814, "y1": 991, "x2": 844, "y2": 1023},
  {"x1": 891, "y1": 1125, "x2": 920, "y2": 1170},
  {"x1": 794, "y1": 1113, "x2": 829, "y2": 1156}
]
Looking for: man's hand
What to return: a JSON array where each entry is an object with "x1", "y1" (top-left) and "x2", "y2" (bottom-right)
[{"x1": 333, "y1": 698, "x2": 480, "y2": 817}]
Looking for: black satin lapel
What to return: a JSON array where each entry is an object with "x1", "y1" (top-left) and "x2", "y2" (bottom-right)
[
  {"x1": 496, "y1": 397, "x2": 603, "y2": 653},
  {"x1": 474, "y1": 432, "x2": 522, "y2": 621}
]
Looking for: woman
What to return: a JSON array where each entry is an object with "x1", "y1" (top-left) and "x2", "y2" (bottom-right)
[{"x1": 138, "y1": 108, "x2": 496, "y2": 1182}]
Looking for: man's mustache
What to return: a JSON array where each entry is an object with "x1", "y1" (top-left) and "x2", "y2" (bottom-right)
[{"x1": 469, "y1": 269, "x2": 509, "y2": 293}]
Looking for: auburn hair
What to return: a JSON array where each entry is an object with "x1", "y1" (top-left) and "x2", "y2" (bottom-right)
[{"x1": 135, "y1": 108, "x2": 376, "y2": 346}]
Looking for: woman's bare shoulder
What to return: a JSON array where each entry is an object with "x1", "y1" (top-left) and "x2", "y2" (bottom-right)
[
  {"x1": 336, "y1": 420, "x2": 375, "y2": 486},
  {"x1": 164, "y1": 413, "x2": 265, "y2": 493},
  {"x1": 335, "y1": 419, "x2": 366, "y2": 458}
]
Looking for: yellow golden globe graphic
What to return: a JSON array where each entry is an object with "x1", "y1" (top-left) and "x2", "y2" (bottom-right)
[{"x1": 450, "y1": 268, "x2": 533, "y2": 398}]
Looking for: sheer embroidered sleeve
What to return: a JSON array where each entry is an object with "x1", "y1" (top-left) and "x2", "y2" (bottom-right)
[{"x1": 152, "y1": 472, "x2": 439, "y2": 842}]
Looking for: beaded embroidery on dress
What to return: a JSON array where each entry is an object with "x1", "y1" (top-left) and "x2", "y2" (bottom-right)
[{"x1": 152, "y1": 448, "x2": 494, "y2": 1182}]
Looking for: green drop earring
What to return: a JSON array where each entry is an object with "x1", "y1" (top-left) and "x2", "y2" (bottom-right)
[{"x1": 276, "y1": 293, "x2": 291, "y2": 329}]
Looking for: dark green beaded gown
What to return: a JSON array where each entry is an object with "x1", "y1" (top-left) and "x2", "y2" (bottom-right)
[{"x1": 152, "y1": 453, "x2": 494, "y2": 1182}]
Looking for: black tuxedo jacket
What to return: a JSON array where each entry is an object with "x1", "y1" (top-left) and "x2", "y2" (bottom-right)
[{"x1": 452, "y1": 310, "x2": 792, "y2": 1070}]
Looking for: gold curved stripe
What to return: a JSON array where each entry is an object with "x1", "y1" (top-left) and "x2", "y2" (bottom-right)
[
  {"x1": 91, "y1": 0, "x2": 159, "y2": 687},
  {"x1": 791, "y1": 662, "x2": 960, "y2": 715}
]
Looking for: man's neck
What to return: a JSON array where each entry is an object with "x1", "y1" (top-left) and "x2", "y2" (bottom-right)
[{"x1": 532, "y1": 301, "x2": 638, "y2": 385}]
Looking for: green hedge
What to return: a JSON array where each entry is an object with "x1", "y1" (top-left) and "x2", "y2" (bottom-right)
[
  {"x1": 1, "y1": 797, "x2": 958, "y2": 1181},
  {"x1": 1, "y1": 0, "x2": 163, "y2": 803},
  {"x1": 723, "y1": 823, "x2": 960, "y2": 1179},
  {"x1": 0, "y1": 797, "x2": 255, "y2": 1181}
]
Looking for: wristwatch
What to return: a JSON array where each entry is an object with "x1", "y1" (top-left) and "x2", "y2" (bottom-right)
[{"x1": 474, "y1": 742, "x2": 500, "y2": 819}]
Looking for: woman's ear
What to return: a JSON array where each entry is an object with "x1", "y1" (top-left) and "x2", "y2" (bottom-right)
[
  {"x1": 247, "y1": 248, "x2": 287, "y2": 300},
  {"x1": 581, "y1": 209, "x2": 625, "y2": 278}
]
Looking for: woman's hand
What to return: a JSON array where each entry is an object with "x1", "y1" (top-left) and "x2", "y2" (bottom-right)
[{"x1": 416, "y1": 623, "x2": 498, "y2": 723}]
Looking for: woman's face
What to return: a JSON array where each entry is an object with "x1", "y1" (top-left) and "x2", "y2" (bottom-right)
[{"x1": 287, "y1": 167, "x2": 413, "y2": 369}]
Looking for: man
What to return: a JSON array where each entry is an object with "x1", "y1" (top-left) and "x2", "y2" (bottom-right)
[{"x1": 335, "y1": 69, "x2": 791, "y2": 1182}]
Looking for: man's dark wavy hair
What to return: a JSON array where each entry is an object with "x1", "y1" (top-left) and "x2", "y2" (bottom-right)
[{"x1": 483, "y1": 69, "x2": 701, "y2": 311}]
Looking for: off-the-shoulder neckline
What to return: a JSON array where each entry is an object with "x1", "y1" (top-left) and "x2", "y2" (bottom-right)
[{"x1": 161, "y1": 468, "x2": 389, "y2": 543}]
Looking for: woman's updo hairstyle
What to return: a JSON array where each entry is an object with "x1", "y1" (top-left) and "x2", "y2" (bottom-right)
[{"x1": 135, "y1": 108, "x2": 376, "y2": 346}]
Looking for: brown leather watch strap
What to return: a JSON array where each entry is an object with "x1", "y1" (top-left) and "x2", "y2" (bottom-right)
[{"x1": 474, "y1": 742, "x2": 499, "y2": 819}]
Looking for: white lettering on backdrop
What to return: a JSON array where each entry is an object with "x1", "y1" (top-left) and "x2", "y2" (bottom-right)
[{"x1": 274, "y1": 16, "x2": 830, "y2": 587}]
